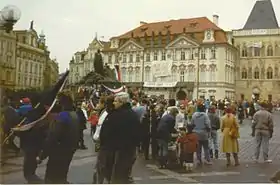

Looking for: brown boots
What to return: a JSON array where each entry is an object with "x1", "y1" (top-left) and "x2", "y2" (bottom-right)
[{"x1": 226, "y1": 153, "x2": 240, "y2": 167}]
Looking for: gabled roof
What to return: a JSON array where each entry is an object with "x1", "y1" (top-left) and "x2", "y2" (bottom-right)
[
  {"x1": 118, "y1": 17, "x2": 222, "y2": 39},
  {"x1": 243, "y1": 0, "x2": 279, "y2": 29}
]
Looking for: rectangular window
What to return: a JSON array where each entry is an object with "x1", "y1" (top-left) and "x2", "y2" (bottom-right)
[
  {"x1": 129, "y1": 54, "x2": 133, "y2": 63},
  {"x1": 146, "y1": 53, "x2": 150, "y2": 62},
  {"x1": 135, "y1": 70, "x2": 140, "y2": 81},
  {"x1": 180, "y1": 71, "x2": 184, "y2": 82},
  {"x1": 180, "y1": 51, "x2": 185, "y2": 60},
  {"x1": 161, "y1": 51, "x2": 166, "y2": 60},
  {"x1": 108, "y1": 55, "x2": 112, "y2": 63},
  {"x1": 211, "y1": 48, "x2": 216, "y2": 59},
  {"x1": 136, "y1": 53, "x2": 140, "y2": 62},
  {"x1": 190, "y1": 50, "x2": 194, "y2": 60},
  {"x1": 201, "y1": 49, "x2": 206, "y2": 59},
  {"x1": 123, "y1": 54, "x2": 127, "y2": 63},
  {"x1": 154, "y1": 51, "x2": 158, "y2": 61}
]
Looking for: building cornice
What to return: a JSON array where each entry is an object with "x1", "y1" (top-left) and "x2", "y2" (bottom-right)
[
  {"x1": 233, "y1": 28, "x2": 280, "y2": 37},
  {"x1": 17, "y1": 42, "x2": 46, "y2": 54}
]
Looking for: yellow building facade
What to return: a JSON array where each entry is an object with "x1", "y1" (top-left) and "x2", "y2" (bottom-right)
[
  {"x1": 0, "y1": 28, "x2": 17, "y2": 89},
  {"x1": 45, "y1": 58, "x2": 59, "y2": 88},
  {"x1": 233, "y1": 0, "x2": 280, "y2": 101},
  {"x1": 14, "y1": 22, "x2": 50, "y2": 90}
]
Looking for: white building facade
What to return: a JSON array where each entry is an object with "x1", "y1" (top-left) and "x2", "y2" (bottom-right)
[
  {"x1": 69, "y1": 38, "x2": 108, "y2": 84},
  {"x1": 102, "y1": 16, "x2": 237, "y2": 100}
]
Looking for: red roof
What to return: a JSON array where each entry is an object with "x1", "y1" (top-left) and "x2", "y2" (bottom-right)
[{"x1": 118, "y1": 17, "x2": 222, "y2": 39}]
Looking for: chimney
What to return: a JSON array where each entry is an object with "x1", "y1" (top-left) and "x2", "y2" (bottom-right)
[
  {"x1": 212, "y1": 14, "x2": 219, "y2": 26},
  {"x1": 140, "y1": 21, "x2": 147, "y2": 26}
]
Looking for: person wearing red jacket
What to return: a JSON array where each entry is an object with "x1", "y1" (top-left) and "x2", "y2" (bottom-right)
[{"x1": 88, "y1": 110, "x2": 99, "y2": 136}]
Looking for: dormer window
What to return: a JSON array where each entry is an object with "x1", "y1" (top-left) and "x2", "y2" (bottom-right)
[
  {"x1": 189, "y1": 22, "x2": 198, "y2": 28},
  {"x1": 141, "y1": 27, "x2": 148, "y2": 32}
]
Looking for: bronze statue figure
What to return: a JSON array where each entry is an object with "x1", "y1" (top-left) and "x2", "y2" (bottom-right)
[{"x1": 93, "y1": 49, "x2": 104, "y2": 76}]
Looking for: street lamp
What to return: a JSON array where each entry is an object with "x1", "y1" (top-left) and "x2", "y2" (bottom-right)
[
  {"x1": 196, "y1": 47, "x2": 201, "y2": 99},
  {"x1": 0, "y1": 5, "x2": 21, "y2": 33}
]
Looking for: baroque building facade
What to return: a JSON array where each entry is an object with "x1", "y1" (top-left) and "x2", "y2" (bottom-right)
[
  {"x1": 233, "y1": 0, "x2": 280, "y2": 101},
  {"x1": 14, "y1": 21, "x2": 57, "y2": 90},
  {"x1": 44, "y1": 58, "x2": 59, "y2": 88},
  {"x1": 69, "y1": 37, "x2": 107, "y2": 84},
  {"x1": 102, "y1": 16, "x2": 237, "y2": 100},
  {"x1": 0, "y1": 24, "x2": 17, "y2": 89}
]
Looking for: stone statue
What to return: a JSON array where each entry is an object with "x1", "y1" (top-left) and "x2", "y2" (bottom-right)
[{"x1": 94, "y1": 49, "x2": 104, "y2": 76}]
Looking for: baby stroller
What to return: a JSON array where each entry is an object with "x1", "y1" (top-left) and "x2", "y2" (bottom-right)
[{"x1": 166, "y1": 133, "x2": 180, "y2": 168}]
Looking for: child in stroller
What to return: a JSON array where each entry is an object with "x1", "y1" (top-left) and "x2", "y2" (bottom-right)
[{"x1": 177, "y1": 124, "x2": 198, "y2": 171}]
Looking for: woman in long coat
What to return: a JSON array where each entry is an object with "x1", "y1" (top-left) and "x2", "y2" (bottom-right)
[{"x1": 221, "y1": 107, "x2": 240, "y2": 167}]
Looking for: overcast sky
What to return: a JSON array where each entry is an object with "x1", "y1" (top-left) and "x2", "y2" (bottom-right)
[{"x1": 1, "y1": 0, "x2": 280, "y2": 72}]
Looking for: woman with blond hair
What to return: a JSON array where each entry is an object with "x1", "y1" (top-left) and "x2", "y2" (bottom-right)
[{"x1": 221, "y1": 107, "x2": 240, "y2": 167}]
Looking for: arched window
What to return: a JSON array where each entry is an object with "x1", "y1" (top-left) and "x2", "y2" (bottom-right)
[
  {"x1": 254, "y1": 47, "x2": 260, "y2": 57},
  {"x1": 144, "y1": 67, "x2": 151, "y2": 81},
  {"x1": 241, "y1": 68, "x2": 247, "y2": 79},
  {"x1": 267, "y1": 67, "x2": 273, "y2": 79},
  {"x1": 128, "y1": 70, "x2": 133, "y2": 82},
  {"x1": 199, "y1": 65, "x2": 206, "y2": 82},
  {"x1": 241, "y1": 47, "x2": 247, "y2": 57},
  {"x1": 254, "y1": 67, "x2": 260, "y2": 79},
  {"x1": 171, "y1": 66, "x2": 177, "y2": 82},
  {"x1": 267, "y1": 45, "x2": 273, "y2": 56},
  {"x1": 187, "y1": 65, "x2": 195, "y2": 82}
]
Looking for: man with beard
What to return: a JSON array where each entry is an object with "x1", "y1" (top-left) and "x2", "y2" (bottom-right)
[
  {"x1": 99, "y1": 92, "x2": 141, "y2": 183},
  {"x1": 37, "y1": 93, "x2": 80, "y2": 183}
]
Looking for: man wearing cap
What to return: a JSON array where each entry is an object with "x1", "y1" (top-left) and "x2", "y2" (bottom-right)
[{"x1": 16, "y1": 97, "x2": 45, "y2": 183}]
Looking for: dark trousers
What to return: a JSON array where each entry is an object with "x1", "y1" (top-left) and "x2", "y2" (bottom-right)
[
  {"x1": 45, "y1": 149, "x2": 75, "y2": 184},
  {"x1": 23, "y1": 148, "x2": 42, "y2": 183},
  {"x1": 141, "y1": 135, "x2": 150, "y2": 159},
  {"x1": 95, "y1": 148, "x2": 115, "y2": 183},
  {"x1": 197, "y1": 140, "x2": 210, "y2": 162},
  {"x1": 79, "y1": 129, "x2": 85, "y2": 147},
  {"x1": 111, "y1": 148, "x2": 136, "y2": 184},
  {"x1": 151, "y1": 137, "x2": 158, "y2": 160}
]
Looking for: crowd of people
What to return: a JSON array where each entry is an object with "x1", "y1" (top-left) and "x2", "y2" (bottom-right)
[{"x1": 0, "y1": 89, "x2": 278, "y2": 183}]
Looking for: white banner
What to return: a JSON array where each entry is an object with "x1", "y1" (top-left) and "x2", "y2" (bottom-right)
[
  {"x1": 151, "y1": 60, "x2": 172, "y2": 77},
  {"x1": 144, "y1": 82, "x2": 177, "y2": 88}
]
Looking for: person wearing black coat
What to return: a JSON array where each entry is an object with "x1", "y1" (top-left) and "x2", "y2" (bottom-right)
[
  {"x1": 38, "y1": 94, "x2": 80, "y2": 184},
  {"x1": 99, "y1": 92, "x2": 141, "y2": 184},
  {"x1": 76, "y1": 104, "x2": 87, "y2": 149}
]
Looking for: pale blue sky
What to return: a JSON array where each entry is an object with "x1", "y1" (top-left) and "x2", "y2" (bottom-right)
[{"x1": 1, "y1": 0, "x2": 280, "y2": 72}]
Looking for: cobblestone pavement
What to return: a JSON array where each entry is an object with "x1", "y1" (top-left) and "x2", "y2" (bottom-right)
[{"x1": 1, "y1": 113, "x2": 279, "y2": 183}]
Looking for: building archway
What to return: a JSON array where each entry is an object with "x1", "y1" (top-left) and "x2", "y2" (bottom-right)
[{"x1": 176, "y1": 90, "x2": 187, "y2": 100}]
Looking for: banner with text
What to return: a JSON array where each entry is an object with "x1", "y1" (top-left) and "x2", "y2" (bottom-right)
[{"x1": 151, "y1": 60, "x2": 172, "y2": 77}]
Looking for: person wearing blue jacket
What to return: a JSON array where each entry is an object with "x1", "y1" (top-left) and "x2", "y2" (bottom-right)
[
  {"x1": 192, "y1": 104, "x2": 212, "y2": 165},
  {"x1": 16, "y1": 97, "x2": 45, "y2": 183}
]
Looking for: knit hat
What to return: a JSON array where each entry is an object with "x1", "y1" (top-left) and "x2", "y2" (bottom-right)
[{"x1": 20, "y1": 97, "x2": 31, "y2": 104}]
